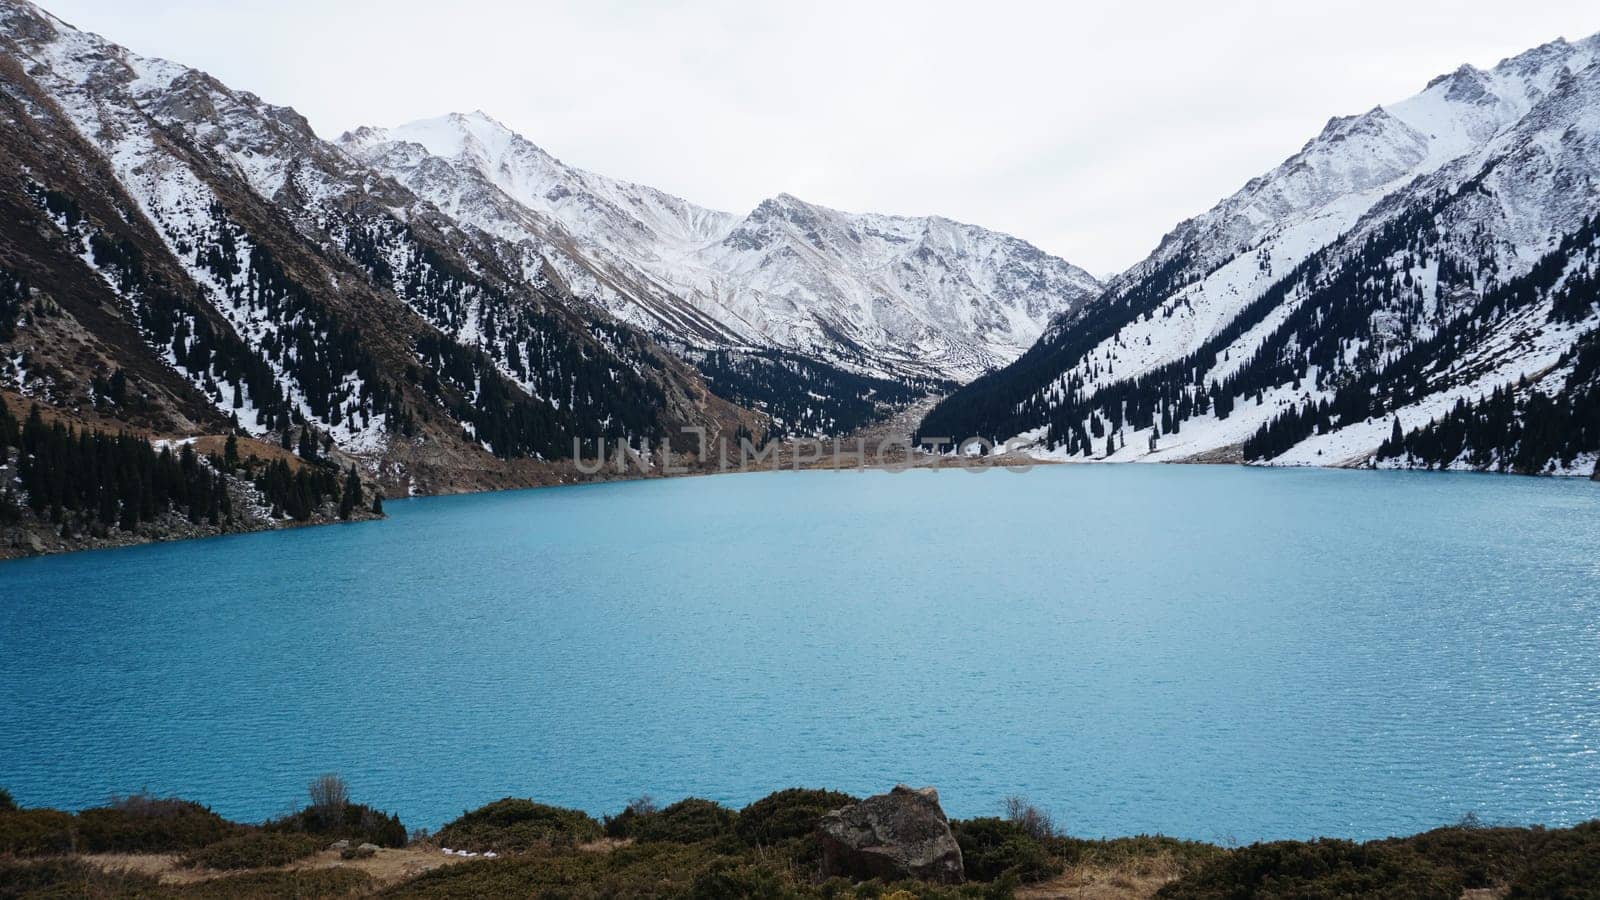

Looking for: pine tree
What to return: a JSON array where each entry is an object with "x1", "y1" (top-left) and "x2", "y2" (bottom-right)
[
  {"x1": 296, "y1": 425, "x2": 319, "y2": 462},
  {"x1": 339, "y1": 465, "x2": 362, "y2": 520}
]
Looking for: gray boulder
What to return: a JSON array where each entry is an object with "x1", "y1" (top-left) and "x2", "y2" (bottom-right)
[{"x1": 817, "y1": 785, "x2": 963, "y2": 884}]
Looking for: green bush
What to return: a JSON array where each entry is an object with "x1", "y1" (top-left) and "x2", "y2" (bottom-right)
[
  {"x1": 737, "y1": 789, "x2": 856, "y2": 846},
  {"x1": 601, "y1": 808, "x2": 633, "y2": 839},
  {"x1": 387, "y1": 844, "x2": 696, "y2": 898},
  {"x1": 167, "y1": 867, "x2": 373, "y2": 898},
  {"x1": 74, "y1": 794, "x2": 241, "y2": 853},
  {"x1": 687, "y1": 857, "x2": 799, "y2": 899},
  {"x1": 1383, "y1": 823, "x2": 1543, "y2": 889},
  {"x1": 612, "y1": 797, "x2": 739, "y2": 844},
  {"x1": 181, "y1": 831, "x2": 324, "y2": 870},
  {"x1": 264, "y1": 801, "x2": 406, "y2": 848},
  {"x1": 951, "y1": 817, "x2": 1062, "y2": 884},
  {"x1": 0, "y1": 808, "x2": 76, "y2": 856},
  {"x1": 1507, "y1": 820, "x2": 1600, "y2": 899},
  {"x1": 433, "y1": 798, "x2": 602, "y2": 852},
  {"x1": 1157, "y1": 838, "x2": 1463, "y2": 899},
  {"x1": 0, "y1": 788, "x2": 14, "y2": 812}
]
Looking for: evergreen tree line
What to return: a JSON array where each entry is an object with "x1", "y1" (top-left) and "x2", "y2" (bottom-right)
[
  {"x1": 183, "y1": 203, "x2": 407, "y2": 434},
  {"x1": 1037, "y1": 202, "x2": 1471, "y2": 457},
  {"x1": 919, "y1": 172, "x2": 1597, "y2": 475},
  {"x1": 250, "y1": 458, "x2": 342, "y2": 522},
  {"x1": 1242, "y1": 214, "x2": 1599, "y2": 463},
  {"x1": 0, "y1": 397, "x2": 231, "y2": 532},
  {"x1": 28, "y1": 185, "x2": 410, "y2": 441},
  {"x1": 1375, "y1": 326, "x2": 1600, "y2": 473},
  {"x1": 0, "y1": 394, "x2": 378, "y2": 534},
  {"x1": 332, "y1": 213, "x2": 671, "y2": 458}
]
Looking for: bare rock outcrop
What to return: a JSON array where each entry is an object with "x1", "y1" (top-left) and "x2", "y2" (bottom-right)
[{"x1": 816, "y1": 785, "x2": 963, "y2": 884}]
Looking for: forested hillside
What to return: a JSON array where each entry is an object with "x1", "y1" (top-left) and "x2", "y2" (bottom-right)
[{"x1": 0, "y1": 0, "x2": 756, "y2": 525}]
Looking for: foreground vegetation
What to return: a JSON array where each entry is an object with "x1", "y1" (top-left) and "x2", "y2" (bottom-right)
[{"x1": 1, "y1": 782, "x2": 1596, "y2": 898}]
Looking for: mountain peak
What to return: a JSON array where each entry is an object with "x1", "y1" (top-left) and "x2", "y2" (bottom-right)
[
  {"x1": 353, "y1": 110, "x2": 546, "y2": 170},
  {"x1": 1494, "y1": 36, "x2": 1573, "y2": 74}
]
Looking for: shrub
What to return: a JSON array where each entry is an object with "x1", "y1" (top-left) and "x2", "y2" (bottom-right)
[
  {"x1": 0, "y1": 808, "x2": 76, "y2": 856},
  {"x1": 182, "y1": 831, "x2": 324, "y2": 870},
  {"x1": 434, "y1": 798, "x2": 602, "y2": 853},
  {"x1": 624, "y1": 794, "x2": 660, "y2": 816},
  {"x1": 386, "y1": 845, "x2": 681, "y2": 898},
  {"x1": 737, "y1": 789, "x2": 856, "y2": 847},
  {"x1": 1157, "y1": 838, "x2": 1463, "y2": 899},
  {"x1": 950, "y1": 817, "x2": 1062, "y2": 884},
  {"x1": 1002, "y1": 795, "x2": 1056, "y2": 841},
  {"x1": 307, "y1": 774, "x2": 349, "y2": 829},
  {"x1": 259, "y1": 775, "x2": 405, "y2": 848},
  {"x1": 167, "y1": 867, "x2": 372, "y2": 898},
  {"x1": 0, "y1": 788, "x2": 14, "y2": 811},
  {"x1": 615, "y1": 797, "x2": 738, "y2": 844},
  {"x1": 1052, "y1": 833, "x2": 1223, "y2": 874},
  {"x1": 687, "y1": 857, "x2": 796, "y2": 899},
  {"x1": 0, "y1": 857, "x2": 160, "y2": 899},
  {"x1": 74, "y1": 793, "x2": 240, "y2": 853},
  {"x1": 265, "y1": 802, "x2": 406, "y2": 848},
  {"x1": 1507, "y1": 820, "x2": 1600, "y2": 899},
  {"x1": 602, "y1": 795, "x2": 657, "y2": 840},
  {"x1": 1384, "y1": 824, "x2": 1543, "y2": 889}
]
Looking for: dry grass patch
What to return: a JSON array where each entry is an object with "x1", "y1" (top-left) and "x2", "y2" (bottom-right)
[{"x1": 1019, "y1": 851, "x2": 1190, "y2": 899}]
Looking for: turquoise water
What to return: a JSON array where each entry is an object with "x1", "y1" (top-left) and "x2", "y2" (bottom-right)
[{"x1": 2, "y1": 465, "x2": 1598, "y2": 842}]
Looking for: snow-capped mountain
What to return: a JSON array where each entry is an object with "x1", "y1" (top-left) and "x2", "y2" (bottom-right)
[
  {"x1": 921, "y1": 33, "x2": 1600, "y2": 477},
  {"x1": 0, "y1": 0, "x2": 751, "y2": 495},
  {"x1": 340, "y1": 112, "x2": 1101, "y2": 382}
]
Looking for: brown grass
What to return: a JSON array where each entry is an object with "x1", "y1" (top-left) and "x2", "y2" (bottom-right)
[
  {"x1": 1018, "y1": 851, "x2": 1189, "y2": 900},
  {"x1": 82, "y1": 845, "x2": 468, "y2": 889}
]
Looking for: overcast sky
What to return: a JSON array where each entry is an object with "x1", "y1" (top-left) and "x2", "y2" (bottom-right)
[{"x1": 37, "y1": 0, "x2": 1600, "y2": 275}]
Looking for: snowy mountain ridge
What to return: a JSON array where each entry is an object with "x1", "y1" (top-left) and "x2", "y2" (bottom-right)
[
  {"x1": 921, "y1": 32, "x2": 1600, "y2": 477},
  {"x1": 340, "y1": 112, "x2": 1102, "y2": 382},
  {"x1": 0, "y1": 0, "x2": 752, "y2": 497}
]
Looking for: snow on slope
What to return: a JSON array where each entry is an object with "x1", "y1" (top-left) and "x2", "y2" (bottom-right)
[
  {"x1": 1, "y1": 0, "x2": 740, "y2": 487},
  {"x1": 925, "y1": 31, "x2": 1600, "y2": 475},
  {"x1": 341, "y1": 112, "x2": 1102, "y2": 382},
  {"x1": 0, "y1": 1, "x2": 390, "y2": 452},
  {"x1": 1062, "y1": 37, "x2": 1598, "y2": 400}
]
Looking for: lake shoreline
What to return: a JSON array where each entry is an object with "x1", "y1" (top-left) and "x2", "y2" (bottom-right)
[
  {"x1": 5, "y1": 437, "x2": 1595, "y2": 562},
  {"x1": 6, "y1": 465, "x2": 1597, "y2": 892},
  {"x1": 3, "y1": 783, "x2": 1595, "y2": 899}
]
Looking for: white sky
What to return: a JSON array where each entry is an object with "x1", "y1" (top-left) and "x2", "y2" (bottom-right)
[{"x1": 37, "y1": 0, "x2": 1600, "y2": 275}]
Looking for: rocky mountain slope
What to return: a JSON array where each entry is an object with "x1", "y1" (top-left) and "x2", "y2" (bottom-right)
[
  {"x1": 340, "y1": 112, "x2": 1101, "y2": 383},
  {"x1": 0, "y1": 0, "x2": 754, "y2": 518},
  {"x1": 920, "y1": 34, "x2": 1600, "y2": 476}
]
